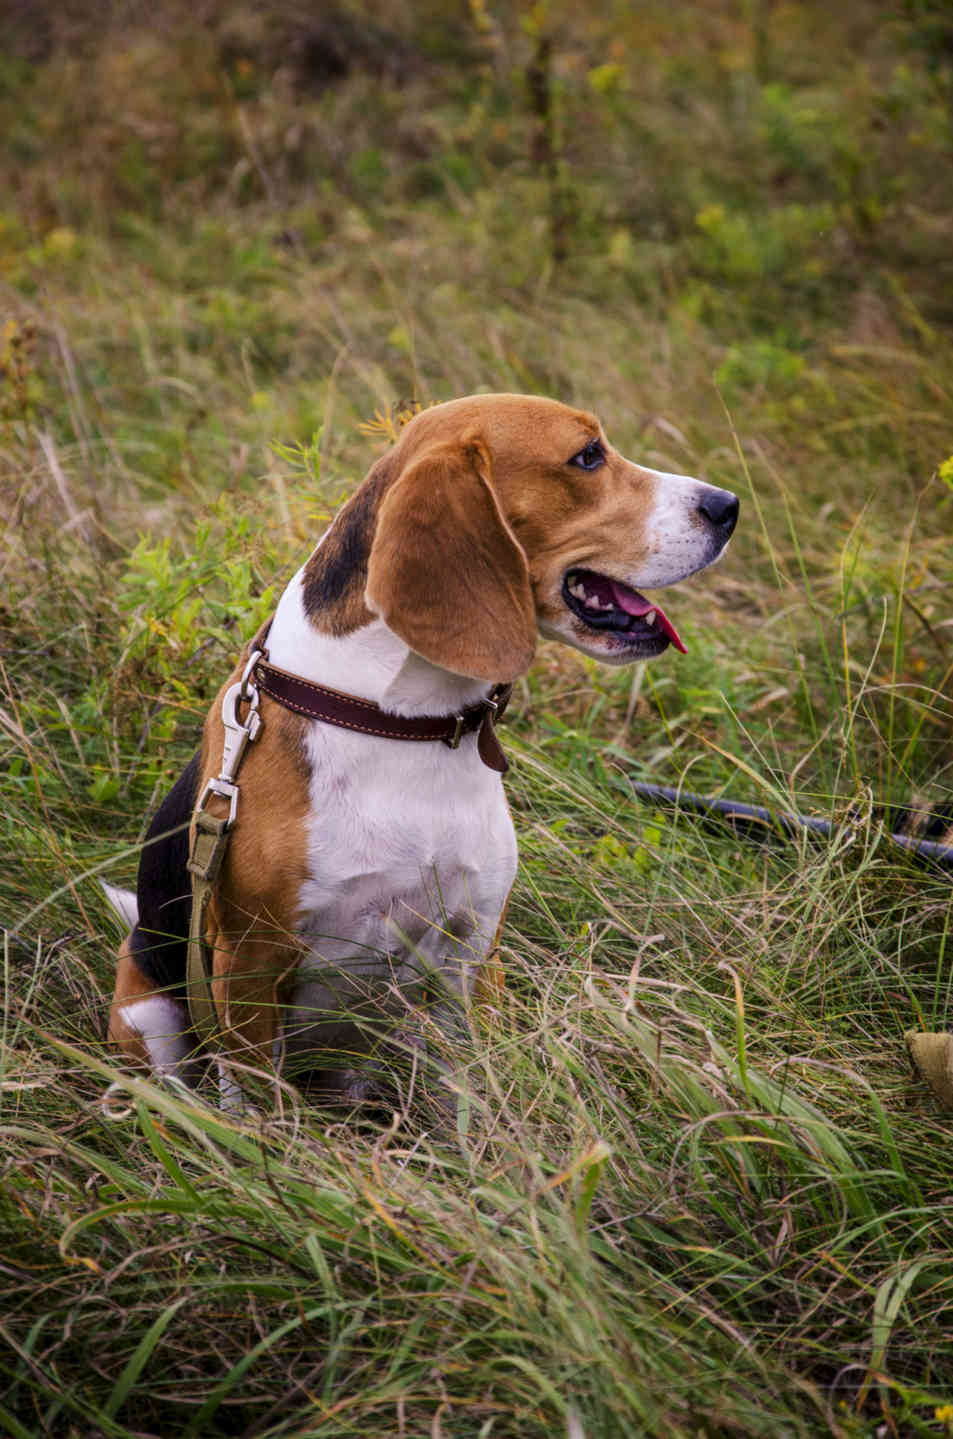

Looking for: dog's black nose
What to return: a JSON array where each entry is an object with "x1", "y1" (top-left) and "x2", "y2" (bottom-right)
[{"x1": 698, "y1": 487, "x2": 739, "y2": 536}]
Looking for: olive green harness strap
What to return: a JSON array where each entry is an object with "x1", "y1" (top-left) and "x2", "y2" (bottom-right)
[{"x1": 186, "y1": 810, "x2": 232, "y2": 1047}]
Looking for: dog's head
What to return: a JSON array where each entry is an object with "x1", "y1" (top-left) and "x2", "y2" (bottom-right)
[{"x1": 307, "y1": 393, "x2": 738, "y2": 683}]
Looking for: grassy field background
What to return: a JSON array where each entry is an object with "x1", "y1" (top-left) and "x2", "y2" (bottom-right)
[{"x1": 3, "y1": 1, "x2": 953, "y2": 1434}]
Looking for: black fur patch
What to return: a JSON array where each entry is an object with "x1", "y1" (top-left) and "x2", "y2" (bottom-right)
[
  {"x1": 129, "y1": 751, "x2": 200, "y2": 996},
  {"x1": 302, "y1": 457, "x2": 392, "y2": 630},
  {"x1": 303, "y1": 494, "x2": 371, "y2": 611}
]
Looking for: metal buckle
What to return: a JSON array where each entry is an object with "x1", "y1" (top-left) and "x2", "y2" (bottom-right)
[
  {"x1": 447, "y1": 694, "x2": 498, "y2": 751},
  {"x1": 196, "y1": 776, "x2": 240, "y2": 828}
]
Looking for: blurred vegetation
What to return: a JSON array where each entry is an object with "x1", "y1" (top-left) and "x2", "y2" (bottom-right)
[{"x1": 2, "y1": 2, "x2": 953, "y2": 1435}]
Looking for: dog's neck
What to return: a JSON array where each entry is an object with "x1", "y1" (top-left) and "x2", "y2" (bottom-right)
[{"x1": 267, "y1": 566, "x2": 493, "y2": 719}]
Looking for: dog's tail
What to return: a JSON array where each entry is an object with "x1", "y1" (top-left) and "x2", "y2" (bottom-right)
[{"x1": 101, "y1": 882, "x2": 139, "y2": 932}]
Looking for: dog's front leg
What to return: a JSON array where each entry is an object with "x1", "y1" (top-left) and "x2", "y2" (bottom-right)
[
  {"x1": 393, "y1": 941, "x2": 498, "y2": 1133},
  {"x1": 207, "y1": 921, "x2": 288, "y2": 1110}
]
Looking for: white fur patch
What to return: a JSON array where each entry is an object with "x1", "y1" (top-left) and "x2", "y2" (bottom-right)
[
  {"x1": 118, "y1": 995, "x2": 191, "y2": 1076},
  {"x1": 634, "y1": 465, "x2": 728, "y2": 589}
]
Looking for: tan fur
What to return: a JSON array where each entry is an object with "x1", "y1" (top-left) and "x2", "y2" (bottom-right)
[
  {"x1": 366, "y1": 436, "x2": 537, "y2": 683},
  {"x1": 417, "y1": 398, "x2": 657, "y2": 637}
]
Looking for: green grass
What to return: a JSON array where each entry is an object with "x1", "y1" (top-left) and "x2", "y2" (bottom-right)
[{"x1": 3, "y1": 1, "x2": 953, "y2": 1434}]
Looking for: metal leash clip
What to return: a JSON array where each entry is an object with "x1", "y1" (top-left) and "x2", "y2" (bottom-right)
[
  {"x1": 186, "y1": 644, "x2": 269, "y2": 1037},
  {"x1": 194, "y1": 647, "x2": 266, "y2": 829}
]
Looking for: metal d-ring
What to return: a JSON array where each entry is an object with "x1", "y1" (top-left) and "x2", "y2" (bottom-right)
[{"x1": 239, "y1": 645, "x2": 266, "y2": 703}]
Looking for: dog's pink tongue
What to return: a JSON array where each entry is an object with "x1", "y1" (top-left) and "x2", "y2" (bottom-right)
[{"x1": 608, "y1": 582, "x2": 687, "y2": 653}]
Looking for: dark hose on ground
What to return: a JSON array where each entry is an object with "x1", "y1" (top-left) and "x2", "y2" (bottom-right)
[{"x1": 628, "y1": 781, "x2": 953, "y2": 868}]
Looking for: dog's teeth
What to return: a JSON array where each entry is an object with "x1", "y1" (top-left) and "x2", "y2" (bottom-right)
[
  {"x1": 644, "y1": 609, "x2": 657, "y2": 626},
  {"x1": 568, "y1": 579, "x2": 616, "y2": 612}
]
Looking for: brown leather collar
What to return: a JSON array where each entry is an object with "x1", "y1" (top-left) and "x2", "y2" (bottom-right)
[{"x1": 254, "y1": 656, "x2": 512, "y2": 774}]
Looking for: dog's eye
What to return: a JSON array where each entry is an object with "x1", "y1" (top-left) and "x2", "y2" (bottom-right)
[{"x1": 569, "y1": 440, "x2": 605, "y2": 471}]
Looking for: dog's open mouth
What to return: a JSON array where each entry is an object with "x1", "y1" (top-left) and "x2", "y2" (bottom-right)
[{"x1": 562, "y1": 569, "x2": 686, "y2": 653}]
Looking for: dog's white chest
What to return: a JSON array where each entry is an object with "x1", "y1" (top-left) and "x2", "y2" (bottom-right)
[{"x1": 286, "y1": 720, "x2": 517, "y2": 1044}]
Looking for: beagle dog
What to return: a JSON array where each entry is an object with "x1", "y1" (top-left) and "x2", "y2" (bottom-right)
[{"x1": 106, "y1": 393, "x2": 737, "y2": 1105}]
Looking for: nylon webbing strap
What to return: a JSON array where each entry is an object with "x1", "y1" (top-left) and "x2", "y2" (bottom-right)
[{"x1": 186, "y1": 809, "x2": 231, "y2": 1046}]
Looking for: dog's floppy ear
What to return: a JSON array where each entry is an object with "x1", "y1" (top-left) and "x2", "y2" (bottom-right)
[{"x1": 365, "y1": 436, "x2": 536, "y2": 682}]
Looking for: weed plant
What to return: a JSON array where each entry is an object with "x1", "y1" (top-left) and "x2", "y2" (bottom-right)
[{"x1": 2, "y1": 2, "x2": 953, "y2": 1435}]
